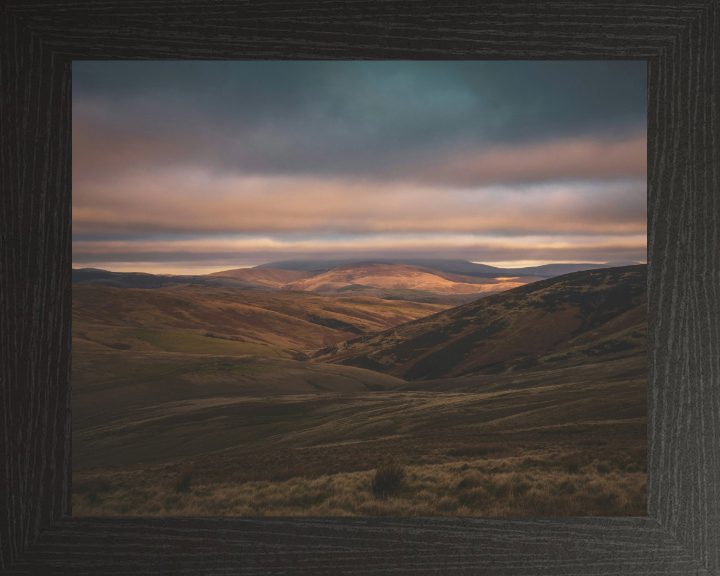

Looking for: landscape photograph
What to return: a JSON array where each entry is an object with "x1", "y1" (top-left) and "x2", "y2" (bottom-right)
[{"x1": 72, "y1": 61, "x2": 647, "y2": 517}]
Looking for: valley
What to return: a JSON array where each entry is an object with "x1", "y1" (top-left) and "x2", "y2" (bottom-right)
[{"x1": 72, "y1": 262, "x2": 647, "y2": 517}]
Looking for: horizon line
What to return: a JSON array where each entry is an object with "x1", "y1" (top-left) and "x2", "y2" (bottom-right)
[{"x1": 71, "y1": 258, "x2": 648, "y2": 276}]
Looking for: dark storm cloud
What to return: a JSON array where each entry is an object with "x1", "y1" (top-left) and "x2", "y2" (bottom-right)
[
  {"x1": 72, "y1": 61, "x2": 647, "y2": 273},
  {"x1": 73, "y1": 61, "x2": 646, "y2": 179}
]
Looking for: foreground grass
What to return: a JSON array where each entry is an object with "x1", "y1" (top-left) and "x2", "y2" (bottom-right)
[
  {"x1": 73, "y1": 447, "x2": 646, "y2": 517},
  {"x1": 73, "y1": 356, "x2": 647, "y2": 517}
]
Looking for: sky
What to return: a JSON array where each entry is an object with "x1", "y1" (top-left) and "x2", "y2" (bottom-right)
[{"x1": 72, "y1": 61, "x2": 647, "y2": 275}]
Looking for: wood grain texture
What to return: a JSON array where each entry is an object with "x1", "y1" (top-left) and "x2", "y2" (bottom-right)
[
  {"x1": 1, "y1": 1, "x2": 718, "y2": 574},
  {"x1": 1, "y1": 3, "x2": 73, "y2": 573}
]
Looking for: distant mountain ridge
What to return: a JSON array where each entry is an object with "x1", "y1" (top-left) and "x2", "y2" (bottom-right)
[
  {"x1": 255, "y1": 258, "x2": 623, "y2": 278},
  {"x1": 71, "y1": 265, "x2": 519, "y2": 305},
  {"x1": 72, "y1": 259, "x2": 640, "y2": 304},
  {"x1": 72, "y1": 268, "x2": 261, "y2": 290}
]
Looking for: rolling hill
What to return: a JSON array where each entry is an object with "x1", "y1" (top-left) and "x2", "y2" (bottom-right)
[
  {"x1": 72, "y1": 259, "x2": 618, "y2": 301},
  {"x1": 207, "y1": 268, "x2": 316, "y2": 287},
  {"x1": 71, "y1": 268, "x2": 287, "y2": 290},
  {"x1": 72, "y1": 284, "x2": 448, "y2": 353},
  {"x1": 284, "y1": 262, "x2": 539, "y2": 295},
  {"x1": 314, "y1": 265, "x2": 647, "y2": 380},
  {"x1": 72, "y1": 346, "x2": 407, "y2": 437},
  {"x1": 255, "y1": 258, "x2": 621, "y2": 278}
]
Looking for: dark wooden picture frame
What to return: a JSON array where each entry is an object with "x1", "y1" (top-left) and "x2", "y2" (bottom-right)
[{"x1": 1, "y1": 2, "x2": 718, "y2": 574}]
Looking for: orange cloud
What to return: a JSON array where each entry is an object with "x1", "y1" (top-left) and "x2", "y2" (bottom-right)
[
  {"x1": 72, "y1": 169, "x2": 646, "y2": 236},
  {"x1": 72, "y1": 234, "x2": 647, "y2": 259},
  {"x1": 405, "y1": 135, "x2": 647, "y2": 186}
]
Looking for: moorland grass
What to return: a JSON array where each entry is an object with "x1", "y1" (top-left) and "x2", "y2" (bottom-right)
[
  {"x1": 73, "y1": 446, "x2": 646, "y2": 517},
  {"x1": 72, "y1": 348, "x2": 647, "y2": 517},
  {"x1": 371, "y1": 460, "x2": 407, "y2": 498}
]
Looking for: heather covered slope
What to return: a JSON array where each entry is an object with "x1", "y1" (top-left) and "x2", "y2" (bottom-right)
[
  {"x1": 314, "y1": 265, "x2": 647, "y2": 380},
  {"x1": 285, "y1": 262, "x2": 538, "y2": 295}
]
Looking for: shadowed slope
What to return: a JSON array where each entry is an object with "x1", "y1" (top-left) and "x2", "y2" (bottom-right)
[
  {"x1": 73, "y1": 356, "x2": 645, "y2": 478},
  {"x1": 72, "y1": 347, "x2": 407, "y2": 436},
  {"x1": 314, "y1": 265, "x2": 647, "y2": 380}
]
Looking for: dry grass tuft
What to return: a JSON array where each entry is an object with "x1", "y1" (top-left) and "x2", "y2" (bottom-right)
[
  {"x1": 562, "y1": 452, "x2": 585, "y2": 474},
  {"x1": 74, "y1": 478, "x2": 110, "y2": 504},
  {"x1": 457, "y1": 475, "x2": 481, "y2": 490},
  {"x1": 371, "y1": 460, "x2": 406, "y2": 498},
  {"x1": 173, "y1": 463, "x2": 197, "y2": 493},
  {"x1": 73, "y1": 453, "x2": 647, "y2": 517},
  {"x1": 596, "y1": 462, "x2": 611, "y2": 474},
  {"x1": 558, "y1": 480, "x2": 576, "y2": 494}
]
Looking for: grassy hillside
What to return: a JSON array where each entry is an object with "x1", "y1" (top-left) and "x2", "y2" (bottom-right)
[
  {"x1": 73, "y1": 262, "x2": 545, "y2": 304},
  {"x1": 315, "y1": 265, "x2": 647, "y2": 380},
  {"x1": 73, "y1": 284, "x2": 448, "y2": 352},
  {"x1": 73, "y1": 265, "x2": 646, "y2": 517},
  {"x1": 74, "y1": 356, "x2": 643, "y2": 469},
  {"x1": 73, "y1": 357, "x2": 646, "y2": 516},
  {"x1": 73, "y1": 345, "x2": 406, "y2": 432}
]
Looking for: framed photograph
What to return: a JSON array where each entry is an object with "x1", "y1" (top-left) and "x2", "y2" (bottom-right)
[
  {"x1": 70, "y1": 58, "x2": 649, "y2": 520},
  {"x1": 2, "y1": 2, "x2": 718, "y2": 574}
]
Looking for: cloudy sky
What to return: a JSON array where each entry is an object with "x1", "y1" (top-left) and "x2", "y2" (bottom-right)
[{"x1": 73, "y1": 61, "x2": 647, "y2": 274}]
